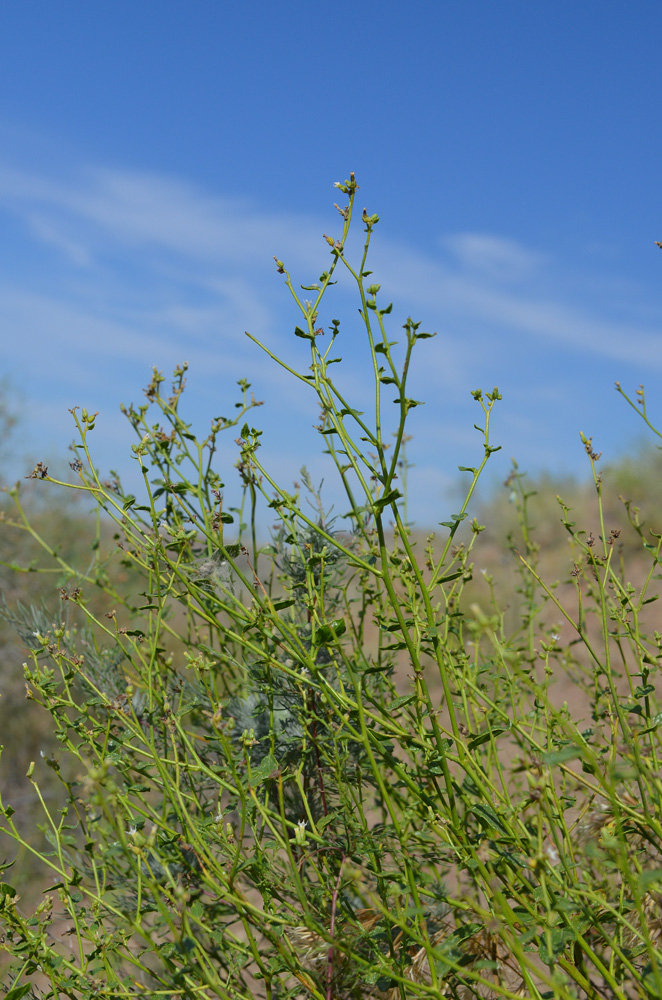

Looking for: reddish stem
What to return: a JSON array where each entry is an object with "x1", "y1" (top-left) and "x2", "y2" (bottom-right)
[{"x1": 326, "y1": 854, "x2": 347, "y2": 1000}]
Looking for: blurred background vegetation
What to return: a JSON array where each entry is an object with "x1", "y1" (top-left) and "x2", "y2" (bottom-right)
[
  {"x1": 0, "y1": 392, "x2": 139, "y2": 901},
  {"x1": 1, "y1": 384, "x2": 660, "y2": 903}
]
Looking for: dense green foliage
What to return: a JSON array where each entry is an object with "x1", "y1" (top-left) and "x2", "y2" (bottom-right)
[{"x1": 2, "y1": 177, "x2": 662, "y2": 1000}]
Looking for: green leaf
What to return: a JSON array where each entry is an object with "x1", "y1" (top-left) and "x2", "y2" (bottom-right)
[
  {"x1": 5, "y1": 985, "x2": 32, "y2": 1000},
  {"x1": 470, "y1": 803, "x2": 509, "y2": 835},
  {"x1": 467, "y1": 726, "x2": 509, "y2": 750},
  {"x1": 542, "y1": 747, "x2": 583, "y2": 765},
  {"x1": 222, "y1": 543, "x2": 241, "y2": 558},
  {"x1": 315, "y1": 618, "x2": 347, "y2": 645},
  {"x1": 638, "y1": 867, "x2": 662, "y2": 890},
  {"x1": 538, "y1": 926, "x2": 575, "y2": 965},
  {"x1": 294, "y1": 325, "x2": 313, "y2": 340},
  {"x1": 248, "y1": 754, "x2": 279, "y2": 788},
  {"x1": 122, "y1": 495, "x2": 136, "y2": 511},
  {"x1": 388, "y1": 694, "x2": 417, "y2": 710},
  {"x1": 552, "y1": 895, "x2": 578, "y2": 913},
  {"x1": 273, "y1": 599, "x2": 296, "y2": 611},
  {"x1": 317, "y1": 812, "x2": 339, "y2": 831},
  {"x1": 640, "y1": 711, "x2": 662, "y2": 734},
  {"x1": 373, "y1": 489, "x2": 402, "y2": 513},
  {"x1": 394, "y1": 397, "x2": 424, "y2": 409},
  {"x1": 439, "y1": 512, "x2": 468, "y2": 529}
]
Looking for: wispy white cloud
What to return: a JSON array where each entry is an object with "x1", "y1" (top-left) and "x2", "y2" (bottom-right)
[
  {"x1": 0, "y1": 163, "x2": 321, "y2": 270},
  {"x1": 0, "y1": 283, "x2": 291, "y2": 395},
  {"x1": 370, "y1": 238, "x2": 662, "y2": 371},
  {"x1": 1, "y1": 157, "x2": 661, "y2": 523},
  {"x1": 440, "y1": 232, "x2": 546, "y2": 282},
  {"x1": 2, "y1": 159, "x2": 660, "y2": 374},
  {"x1": 26, "y1": 212, "x2": 92, "y2": 266}
]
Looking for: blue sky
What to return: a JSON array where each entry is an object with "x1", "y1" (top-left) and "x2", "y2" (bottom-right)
[{"x1": 1, "y1": 2, "x2": 662, "y2": 525}]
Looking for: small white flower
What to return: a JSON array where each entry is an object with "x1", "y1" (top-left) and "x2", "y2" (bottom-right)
[{"x1": 545, "y1": 841, "x2": 560, "y2": 865}]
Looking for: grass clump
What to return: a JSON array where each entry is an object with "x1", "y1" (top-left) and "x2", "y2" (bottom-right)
[{"x1": 1, "y1": 175, "x2": 662, "y2": 1000}]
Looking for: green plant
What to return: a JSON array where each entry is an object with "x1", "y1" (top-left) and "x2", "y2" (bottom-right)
[{"x1": 2, "y1": 176, "x2": 662, "y2": 1000}]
